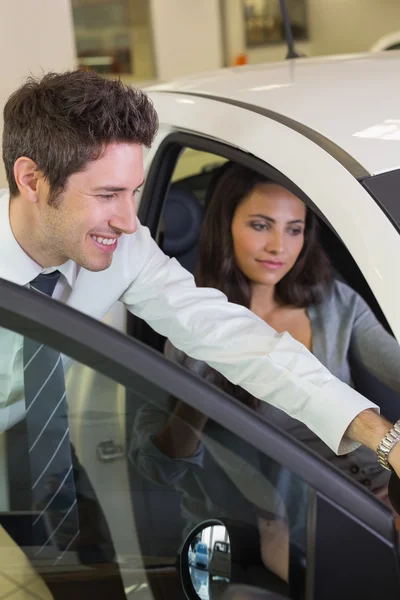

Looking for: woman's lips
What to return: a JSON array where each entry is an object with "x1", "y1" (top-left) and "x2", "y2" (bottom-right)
[{"x1": 256, "y1": 260, "x2": 285, "y2": 270}]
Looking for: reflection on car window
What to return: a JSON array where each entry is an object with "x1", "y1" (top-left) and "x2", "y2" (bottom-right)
[
  {"x1": 130, "y1": 391, "x2": 309, "y2": 596},
  {"x1": 1, "y1": 320, "x2": 311, "y2": 599}
]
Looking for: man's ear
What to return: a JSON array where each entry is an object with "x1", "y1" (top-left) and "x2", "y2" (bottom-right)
[{"x1": 13, "y1": 157, "x2": 41, "y2": 203}]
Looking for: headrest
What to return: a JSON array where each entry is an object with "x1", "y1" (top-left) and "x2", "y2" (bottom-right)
[{"x1": 162, "y1": 186, "x2": 203, "y2": 256}]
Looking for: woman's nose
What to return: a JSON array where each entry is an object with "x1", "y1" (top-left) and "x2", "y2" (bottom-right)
[{"x1": 265, "y1": 231, "x2": 284, "y2": 254}]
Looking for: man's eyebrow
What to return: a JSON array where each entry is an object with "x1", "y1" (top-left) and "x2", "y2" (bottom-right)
[
  {"x1": 92, "y1": 186, "x2": 127, "y2": 192},
  {"x1": 92, "y1": 180, "x2": 145, "y2": 193},
  {"x1": 248, "y1": 213, "x2": 305, "y2": 224}
]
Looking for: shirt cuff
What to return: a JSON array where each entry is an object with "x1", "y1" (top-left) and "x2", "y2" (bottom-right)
[
  {"x1": 305, "y1": 378, "x2": 380, "y2": 455},
  {"x1": 148, "y1": 435, "x2": 205, "y2": 465}
]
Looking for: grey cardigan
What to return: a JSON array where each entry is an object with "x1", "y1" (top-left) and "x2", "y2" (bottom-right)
[{"x1": 130, "y1": 281, "x2": 400, "y2": 534}]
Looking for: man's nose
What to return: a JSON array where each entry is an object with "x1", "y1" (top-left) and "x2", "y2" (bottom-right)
[
  {"x1": 265, "y1": 231, "x2": 284, "y2": 254},
  {"x1": 109, "y1": 198, "x2": 137, "y2": 235}
]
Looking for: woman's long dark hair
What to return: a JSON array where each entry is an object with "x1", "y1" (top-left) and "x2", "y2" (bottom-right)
[
  {"x1": 197, "y1": 161, "x2": 333, "y2": 308},
  {"x1": 183, "y1": 162, "x2": 334, "y2": 410}
]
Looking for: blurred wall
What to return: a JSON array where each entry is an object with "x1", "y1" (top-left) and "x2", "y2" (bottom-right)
[
  {"x1": 224, "y1": 0, "x2": 400, "y2": 65},
  {"x1": 127, "y1": 0, "x2": 155, "y2": 81},
  {"x1": 0, "y1": 0, "x2": 76, "y2": 188},
  {"x1": 309, "y1": 0, "x2": 400, "y2": 56},
  {"x1": 149, "y1": 0, "x2": 223, "y2": 80}
]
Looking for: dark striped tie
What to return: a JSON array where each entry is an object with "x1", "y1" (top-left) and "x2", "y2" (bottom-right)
[{"x1": 24, "y1": 271, "x2": 80, "y2": 559}]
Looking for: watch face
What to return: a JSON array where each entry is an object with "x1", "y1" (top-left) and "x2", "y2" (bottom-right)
[{"x1": 388, "y1": 472, "x2": 400, "y2": 515}]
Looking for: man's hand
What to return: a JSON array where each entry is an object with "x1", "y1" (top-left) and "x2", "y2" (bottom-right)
[{"x1": 345, "y1": 409, "x2": 400, "y2": 478}]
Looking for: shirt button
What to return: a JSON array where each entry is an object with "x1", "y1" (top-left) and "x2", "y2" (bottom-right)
[
  {"x1": 350, "y1": 465, "x2": 359, "y2": 474},
  {"x1": 362, "y1": 479, "x2": 372, "y2": 487}
]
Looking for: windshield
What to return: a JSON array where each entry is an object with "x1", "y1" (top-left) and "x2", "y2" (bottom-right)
[{"x1": 197, "y1": 544, "x2": 208, "y2": 555}]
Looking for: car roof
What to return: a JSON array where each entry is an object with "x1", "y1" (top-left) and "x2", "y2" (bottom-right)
[{"x1": 149, "y1": 51, "x2": 400, "y2": 176}]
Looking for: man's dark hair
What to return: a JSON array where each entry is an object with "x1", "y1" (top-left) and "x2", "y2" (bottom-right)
[{"x1": 2, "y1": 70, "x2": 159, "y2": 199}]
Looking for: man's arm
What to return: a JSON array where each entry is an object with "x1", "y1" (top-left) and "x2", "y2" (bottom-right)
[
  {"x1": 122, "y1": 223, "x2": 398, "y2": 461},
  {"x1": 346, "y1": 409, "x2": 400, "y2": 475},
  {"x1": 346, "y1": 408, "x2": 392, "y2": 451}
]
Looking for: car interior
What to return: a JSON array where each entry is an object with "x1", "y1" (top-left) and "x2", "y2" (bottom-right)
[
  {"x1": 123, "y1": 148, "x2": 400, "y2": 599},
  {"x1": 129, "y1": 149, "x2": 399, "y2": 421}
]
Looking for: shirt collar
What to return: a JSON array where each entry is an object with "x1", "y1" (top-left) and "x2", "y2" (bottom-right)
[{"x1": 0, "y1": 188, "x2": 78, "y2": 288}]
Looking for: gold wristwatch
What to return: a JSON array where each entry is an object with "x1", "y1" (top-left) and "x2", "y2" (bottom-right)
[{"x1": 376, "y1": 419, "x2": 400, "y2": 471}]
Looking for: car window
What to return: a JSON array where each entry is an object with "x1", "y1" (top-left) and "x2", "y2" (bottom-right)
[
  {"x1": 362, "y1": 168, "x2": 400, "y2": 230},
  {"x1": 0, "y1": 321, "x2": 300, "y2": 598},
  {"x1": 135, "y1": 137, "x2": 400, "y2": 428},
  {"x1": 1, "y1": 282, "x2": 399, "y2": 600},
  {"x1": 159, "y1": 148, "x2": 226, "y2": 272},
  {"x1": 129, "y1": 146, "x2": 228, "y2": 351},
  {"x1": 171, "y1": 148, "x2": 227, "y2": 194}
]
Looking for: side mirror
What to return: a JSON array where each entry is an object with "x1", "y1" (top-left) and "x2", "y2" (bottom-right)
[
  {"x1": 178, "y1": 519, "x2": 289, "y2": 600},
  {"x1": 182, "y1": 519, "x2": 231, "y2": 599}
]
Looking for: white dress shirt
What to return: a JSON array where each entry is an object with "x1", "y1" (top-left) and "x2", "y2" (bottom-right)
[{"x1": 0, "y1": 188, "x2": 378, "y2": 454}]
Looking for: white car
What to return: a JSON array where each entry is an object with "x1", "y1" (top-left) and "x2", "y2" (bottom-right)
[
  {"x1": 139, "y1": 51, "x2": 400, "y2": 344},
  {"x1": 2, "y1": 51, "x2": 400, "y2": 599}
]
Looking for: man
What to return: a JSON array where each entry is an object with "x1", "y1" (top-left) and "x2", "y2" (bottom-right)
[{"x1": 0, "y1": 70, "x2": 399, "y2": 573}]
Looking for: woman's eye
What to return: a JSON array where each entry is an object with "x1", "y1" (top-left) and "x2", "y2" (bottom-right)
[
  {"x1": 288, "y1": 228, "x2": 302, "y2": 236},
  {"x1": 250, "y1": 222, "x2": 268, "y2": 231}
]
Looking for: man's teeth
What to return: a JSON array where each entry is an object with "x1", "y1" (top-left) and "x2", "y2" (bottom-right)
[{"x1": 91, "y1": 236, "x2": 117, "y2": 246}]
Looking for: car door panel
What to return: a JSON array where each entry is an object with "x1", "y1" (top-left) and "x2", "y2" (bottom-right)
[
  {"x1": 1, "y1": 278, "x2": 400, "y2": 599},
  {"x1": 313, "y1": 492, "x2": 400, "y2": 599}
]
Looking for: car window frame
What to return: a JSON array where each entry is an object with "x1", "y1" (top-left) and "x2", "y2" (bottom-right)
[
  {"x1": 137, "y1": 130, "x2": 391, "y2": 330},
  {"x1": 138, "y1": 131, "x2": 331, "y2": 240},
  {"x1": 361, "y1": 168, "x2": 400, "y2": 234},
  {"x1": 0, "y1": 277, "x2": 395, "y2": 542}
]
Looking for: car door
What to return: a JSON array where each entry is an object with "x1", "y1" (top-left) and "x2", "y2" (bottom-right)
[
  {"x1": 1, "y1": 219, "x2": 398, "y2": 600},
  {"x1": 1, "y1": 277, "x2": 399, "y2": 600}
]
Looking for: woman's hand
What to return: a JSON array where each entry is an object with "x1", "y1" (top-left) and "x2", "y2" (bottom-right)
[{"x1": 153, "y1": 401, "x2": 208, "y2": 458}]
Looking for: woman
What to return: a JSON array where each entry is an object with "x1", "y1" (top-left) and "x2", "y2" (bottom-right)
[
  {"x1": 163, "y1": 162, "x2": 400, "y2": 484},
  {"x1": 131, "y1": 162, "x2": 400, "y2": 581},
  {"x1": 173, "y1": 163, "x2": 400, "y2": 478}
]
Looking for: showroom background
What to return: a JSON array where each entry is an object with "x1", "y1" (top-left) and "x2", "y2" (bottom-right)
[{"x1": 1, "y1": 0, "x2": 400, "y2": 186}]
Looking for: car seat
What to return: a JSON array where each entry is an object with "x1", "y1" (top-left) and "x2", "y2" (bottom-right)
[{"x1": 161, "y1": 184, "x2": 204, "y2": 274}]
